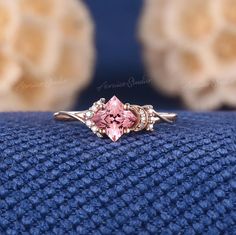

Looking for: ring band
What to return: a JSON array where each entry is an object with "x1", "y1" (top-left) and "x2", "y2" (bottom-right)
[{"x1": 54, "y1": 96, "x2": 177, "y2": 141}]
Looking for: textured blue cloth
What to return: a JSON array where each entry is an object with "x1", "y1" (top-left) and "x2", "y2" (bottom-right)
[{"x1": 0, "y1": 112, "x2": 236, "y2": 234}]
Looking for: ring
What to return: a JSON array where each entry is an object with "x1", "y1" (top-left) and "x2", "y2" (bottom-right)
[{"x1": 54, "y1": 96, "x2": 177, "y2": 141}]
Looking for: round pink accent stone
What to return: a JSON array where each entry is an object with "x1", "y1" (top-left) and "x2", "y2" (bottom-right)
[{"x1": 92, "y1": 96, "x2": 137, "y2": 141}]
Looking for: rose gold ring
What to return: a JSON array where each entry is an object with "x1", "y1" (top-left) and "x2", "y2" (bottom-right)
[{"x1": 54, "y1": 96, "x2": 177, "y2": 142}]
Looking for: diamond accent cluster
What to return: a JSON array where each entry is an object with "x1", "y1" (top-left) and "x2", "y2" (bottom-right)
[
  {"x1": 83, "y1": 97, "x2": 162, "y2": 141},
  {"x1": 54, "y1": 97, "x2": 177, "y2": 141}
]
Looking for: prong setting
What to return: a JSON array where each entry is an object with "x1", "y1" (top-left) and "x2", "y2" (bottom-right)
[
  {"x1": 100, "y1": 98, "x2": 106, "y2": 103},
  {"x1": 124, "y1": 103, "x2": 130, "y2": 110},
  {"x1": 124, "y1": 128, "x2": 130, "y2": 134}
]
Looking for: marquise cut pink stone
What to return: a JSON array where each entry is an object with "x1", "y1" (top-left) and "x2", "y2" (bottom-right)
[{"x1": 92, "y1": 96, "x2": 137, "y2": 141}]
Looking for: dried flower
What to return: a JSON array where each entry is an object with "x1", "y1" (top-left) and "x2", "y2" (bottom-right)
[
  {"x1": 139, "y1": 0, "x2": 236, "y2": 110},
  {"x1": 0, "y1": 0, "x2": 94, "y2": 111}
]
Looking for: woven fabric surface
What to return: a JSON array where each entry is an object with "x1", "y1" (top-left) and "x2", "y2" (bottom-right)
[{"x1": 0, "y1": 112, "x2": 236, "y2": 235}]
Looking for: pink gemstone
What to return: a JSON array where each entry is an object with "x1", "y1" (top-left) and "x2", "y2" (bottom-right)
[
  {"x1": 92, "y1": 110, "x2": 107, "y2": 128},
  {"x1": 92, "y1": 96, "x2": 137, "y2": 141},
  {"x1": 123, "y1": 110, "x2": 137, "y2": 128},
  {"x1": 106, "y1": 123, "x2": 123, "y2": 142}
]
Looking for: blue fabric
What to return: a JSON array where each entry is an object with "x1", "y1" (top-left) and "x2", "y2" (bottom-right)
[{"x1": 0, "y1": 112, "x2": 236, "y2": 234}]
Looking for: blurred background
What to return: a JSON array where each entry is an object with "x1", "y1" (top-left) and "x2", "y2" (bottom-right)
[{"x1": 1, "y1": 0, "x2": 236, "y2": 111}]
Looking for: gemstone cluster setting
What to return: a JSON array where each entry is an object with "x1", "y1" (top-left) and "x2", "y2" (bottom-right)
[
  {"x1": 54, "y1": 96, "x2": 177, "y2": 141},
  {"x1": 82, "y1": 96, "x2": 164, "y2": 141}
]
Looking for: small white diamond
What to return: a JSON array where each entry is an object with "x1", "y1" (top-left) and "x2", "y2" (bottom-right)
[
  {"x1": 149, "y1": 124, "x2": 154, "y2": 129},
  {"x1": 141, "y1": 116, "x2": 146, "y2": 121},
  {"x1": 96, "y1": 100, "x2": 102, "y2": 105},
  {"x1": 90, "y1": 105, "x2": 97, "y2": 112},
  {"x1": 85, "y1": 120, "x2": 93, "y2": 127},
  {"x1": 150, "y1": 117, "x2": 156, "y2": 122},
  {"x1": 96, "y1": 132, "x2": 103, "y2": 138},
  {"x1": 85, "y1": 111, "x2": 93, "y2": 118},
  {"x1": 91, "y1": 126, "x2": 98, "y2": 132}
]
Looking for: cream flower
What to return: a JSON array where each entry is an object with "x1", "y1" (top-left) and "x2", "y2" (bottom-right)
[
  {"x1": 0, "y1": 48, "x2": 22, "y2": 94},
  {"x1": 140, "y1": 0, "x2": 236, "y2": 110},
  {"x1": 0, "y1": 0, "x2": 94, "y2": 111}
]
